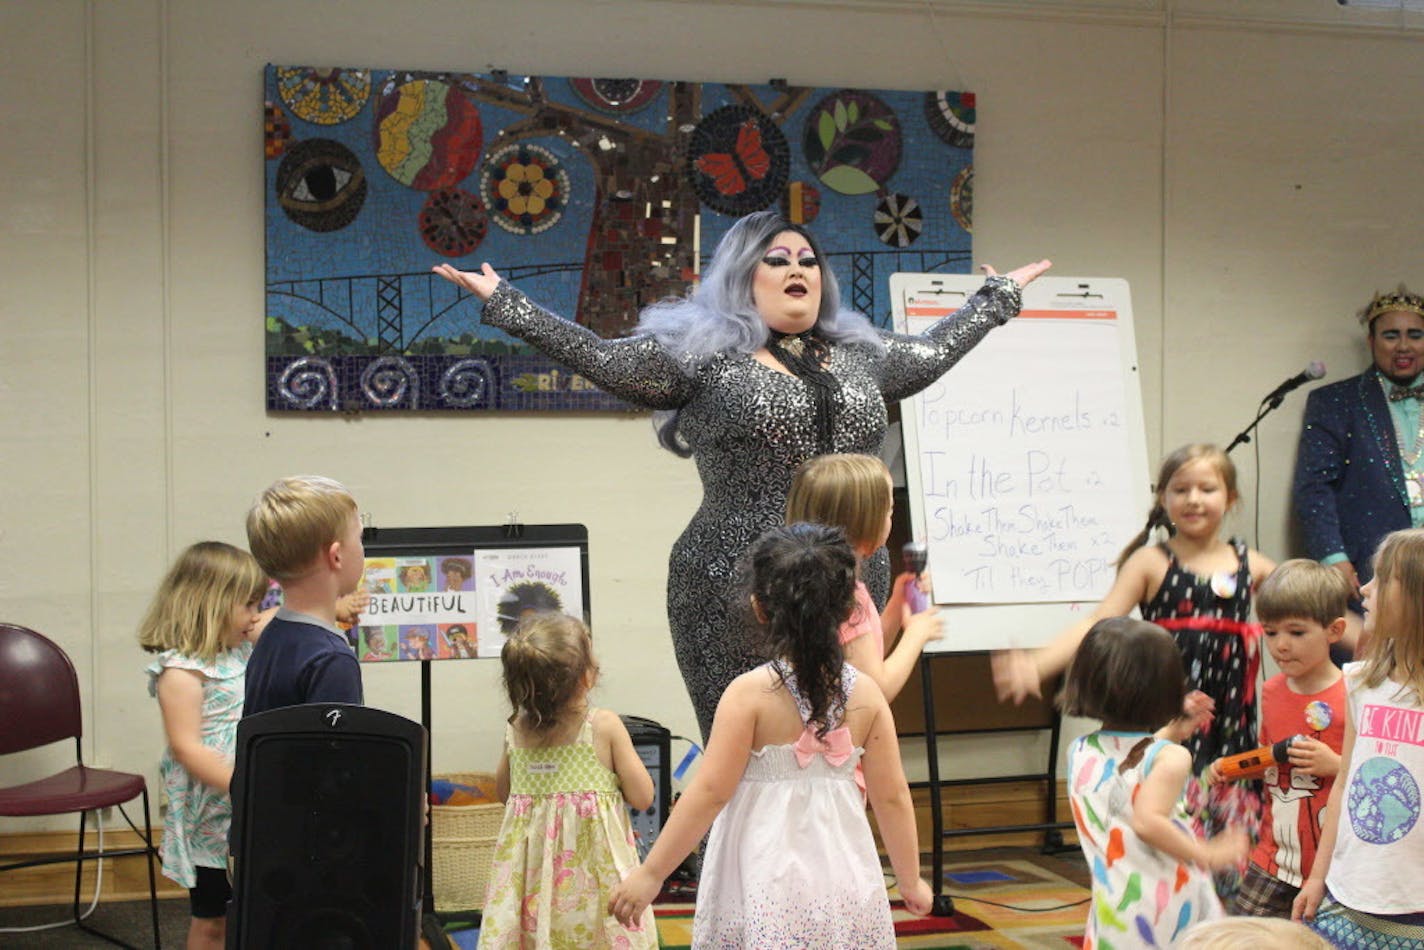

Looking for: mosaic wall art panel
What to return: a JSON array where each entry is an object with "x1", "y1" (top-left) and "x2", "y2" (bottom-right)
[{"x1": 264, "y1": 65, "x2": 976, "y2": 412}]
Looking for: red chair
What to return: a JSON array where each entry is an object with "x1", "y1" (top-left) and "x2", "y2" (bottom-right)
[{"x1": 0, "y1": 622, "x2": 161, "y2": 948}]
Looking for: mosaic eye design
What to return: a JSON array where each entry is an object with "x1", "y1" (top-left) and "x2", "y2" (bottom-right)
[{"x1": 275, "y1": 138, "x2": 368, "y2": 232}]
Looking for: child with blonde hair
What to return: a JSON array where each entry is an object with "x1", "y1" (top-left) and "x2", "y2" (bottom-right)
[
  {"x1": 608, "y1": 524, "x2": 931, "y2": 947},
  {"x1": 1061, "y1": 617, "x2": 1248, "y2": 947},
  {"x1": 138, "y1": 541, "x2": 269, "y2": 949},
  {"x1": 1294, "y1": 528, "x2": 1424, "y2": 944},
  {"x1": 243, "y1": 474, "x2": 365, "y2": 715},
  {"x1": 1178, "y1": 916, "x2": 1331, "y2": 949},
  {"x1": 786, "y1": 452, "x2": 942, "y2": 700},
  {"x1": 479, "y1": 613, "x2": 658, "y2": 948}
]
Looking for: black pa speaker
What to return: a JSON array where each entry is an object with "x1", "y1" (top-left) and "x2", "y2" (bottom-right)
[{"x1": 228, "y1": 704, "x2": 427, "y2": 949}]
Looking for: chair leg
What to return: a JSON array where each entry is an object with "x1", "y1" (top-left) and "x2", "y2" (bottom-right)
[
  {"x1": 142, "y1": 787, "x2": 162, "y2": 949},
  {"x1": 73, "y1": 807, "x2": 89, "y2": 925},
  {"x1": 70, "y1": 804, "x2": 151, "y2": 950}
]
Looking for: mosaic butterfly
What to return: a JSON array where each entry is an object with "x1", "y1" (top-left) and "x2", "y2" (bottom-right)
[{"x1": 694, "y1": 119, "x2": 772, "y2": 197}]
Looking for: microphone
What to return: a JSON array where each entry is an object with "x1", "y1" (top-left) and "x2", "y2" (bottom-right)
[
  {"x1": 1262, "y1": 361, "x2": 1326, "y2": 405},
  {"x1": 901, "y1": 541, "x2": 930, "y2": 614},
  {"x1": 1215, "y1": 736, "x2": 1300, "y2": 781}
]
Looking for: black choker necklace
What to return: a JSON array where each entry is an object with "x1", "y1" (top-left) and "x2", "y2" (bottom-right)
[{"x1": 766, "y1": 329, "x2": 840, "y2": 452}]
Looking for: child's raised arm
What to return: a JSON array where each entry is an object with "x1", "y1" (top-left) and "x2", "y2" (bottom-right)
[
  {"x1": 858, "y1": 677, "x2": 933, "y2": 916},
  {"x1": 608, "y1": 676, "x2": 757, "y2": 927},
  {"x1": 993, "y1": 546, "x2": 1161, "y2": 703},
  {"x1": 1131, "y1": 741, "x2": 1246, "y2": 870},
  {"x1": 844, "y1": 585, "x2": 943, "y2": 702},
  {"x1": 155, "y1": 668, "x2": 234, "y2": 795},
  {"x1": 595, "y1": 709, "x2": 655, "y2": 812}
]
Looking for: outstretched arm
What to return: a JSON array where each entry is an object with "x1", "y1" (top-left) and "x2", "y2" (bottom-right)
[
  {"x1": 992, "y1": 547, "x2": 1156, "y2": 703},
  {"x1": 432, "y1": 264, "x2": 695, "y2": 410},
  {"x1": 879, "y1": 261, "x2": 1051, "y2": 402}
]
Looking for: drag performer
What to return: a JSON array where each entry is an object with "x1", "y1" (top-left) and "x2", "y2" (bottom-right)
[
  {"x1": 1294, "y1": 287, "x2": 1424, "y2": 647},
  {"x1": 435, "y1": 210, "x2": 1049, "y2": 738}
]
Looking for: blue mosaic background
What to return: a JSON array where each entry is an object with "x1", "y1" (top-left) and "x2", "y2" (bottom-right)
[{"x1": 264, "y1": 66, "x2": 976, "y2": 412}]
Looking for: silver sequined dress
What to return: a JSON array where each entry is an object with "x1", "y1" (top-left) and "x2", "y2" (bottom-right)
[{"x1": 482, "y1": 277, "x2": 1022, "y2": 738}]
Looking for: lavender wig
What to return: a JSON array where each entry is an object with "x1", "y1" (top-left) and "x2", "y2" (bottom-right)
[{"x1": 636, "y1": 210, "x2": 885, "y2": 455}]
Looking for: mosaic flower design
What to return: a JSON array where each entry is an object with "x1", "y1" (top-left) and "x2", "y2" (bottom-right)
[
  {"x1": 925, "y1": 90, "x2": 976, "y2": 149},
  {"x1": 275, "y1": 67, "x2": 370, "y2": 125},
  {"x1": 950, "y1": 165, "x2": 974, "y2": 233},
  {"x1": 481, "y1": 143, "x2": 570, "y2": 235},
  {"x1": 802, "y1": 90, "x2": 902, "y2": 196},
  {"x1": 874, "y1": 192, "x2": 923, "y2": 247}
]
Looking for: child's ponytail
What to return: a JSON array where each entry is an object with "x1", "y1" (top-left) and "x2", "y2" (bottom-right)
[{"x1": 1116, "y1": 501, "x2": 1171, "y2": 569}]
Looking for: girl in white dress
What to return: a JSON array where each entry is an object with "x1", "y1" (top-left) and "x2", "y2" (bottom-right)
[{"x1": 608, "y1": 523, "x2": 931, "y2": 947}]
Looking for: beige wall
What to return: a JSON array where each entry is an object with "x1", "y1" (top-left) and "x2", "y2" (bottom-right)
[{"x1": 5, "y1": 0, "x2": 1424, "y2": 829}]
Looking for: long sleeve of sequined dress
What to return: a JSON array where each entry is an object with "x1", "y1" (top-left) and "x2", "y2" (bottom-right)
[
  {"x1": 876, "y1": 275, "x2": 1022, "y2": 401},
  {"x1": 480, "y1": 281, "x2": 694, "y2": 409}
]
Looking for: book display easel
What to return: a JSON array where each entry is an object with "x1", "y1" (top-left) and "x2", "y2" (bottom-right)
[{"x1": 359, "y1": 521, "x2": 590, "y2": 919}]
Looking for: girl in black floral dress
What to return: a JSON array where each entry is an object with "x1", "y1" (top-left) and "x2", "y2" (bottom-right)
[{"x1": 995, "y1": 444, "x2": 1276, "y2": 893}]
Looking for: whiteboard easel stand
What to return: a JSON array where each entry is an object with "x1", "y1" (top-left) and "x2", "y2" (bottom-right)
[
  {"x1": 914, "y1": 654, "x2": 1077, "y2": 917},
  {"x1": 361, "y1": 521, "x2": 591, "y2": 931},
  {"x1": 889, "y1": 273, "x2": 1149, "y2": 914}
]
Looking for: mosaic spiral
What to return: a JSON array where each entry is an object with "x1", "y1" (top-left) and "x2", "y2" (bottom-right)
[
  {"x1": 361, "y1": 356, "x2": 419, "y2": 408},
  {"x1": 277, "y1": 357, "x2": 339, "y2": 410},
  {"x1": 440, "y1": 358, "x2": 495, "y2": 408}
]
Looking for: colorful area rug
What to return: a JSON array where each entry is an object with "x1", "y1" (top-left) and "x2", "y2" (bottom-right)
[{"x1": 438, "y1": 852, "x2": 1091, "y2": 949}]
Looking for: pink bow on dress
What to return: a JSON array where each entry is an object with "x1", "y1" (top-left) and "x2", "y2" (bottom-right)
[
  {"x1": 792, "y1": 725, "x2": 855, "y2": 768},
  {"x1": 793, "y1": 726, "x2": 866, "y2": 799}
]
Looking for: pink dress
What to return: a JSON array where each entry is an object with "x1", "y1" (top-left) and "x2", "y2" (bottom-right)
[{"x1": 839, "y1": 580, "x2": 885, "y2": 656}]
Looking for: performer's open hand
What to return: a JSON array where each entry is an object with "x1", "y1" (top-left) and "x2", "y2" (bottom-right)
[
  {"x1": 432, "y1": 262, "x2": 502, "y2": 302},
  {"x1": 982, "y1": 259, "x2": 1052, "y2": 290}
]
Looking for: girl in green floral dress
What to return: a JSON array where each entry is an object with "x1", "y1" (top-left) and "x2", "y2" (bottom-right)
[{"x1": 479, "y1": 614, "x2": 658, "y2": 949}]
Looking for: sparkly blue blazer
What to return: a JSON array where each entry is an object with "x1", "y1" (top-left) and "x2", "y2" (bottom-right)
[{"x1": 1293, "y1": 369, "x2": 1411, "y2": 582}]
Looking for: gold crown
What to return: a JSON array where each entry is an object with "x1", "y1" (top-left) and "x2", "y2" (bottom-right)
[{"x1": 1362, "y1": 286, "x2": 1424, "y2": 325}]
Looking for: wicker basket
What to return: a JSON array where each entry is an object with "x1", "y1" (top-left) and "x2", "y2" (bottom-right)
[{"x1": 431, "y1": 772, "x2": 505, "y2": 912}]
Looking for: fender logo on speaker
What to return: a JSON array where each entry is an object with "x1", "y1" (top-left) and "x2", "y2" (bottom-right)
[{"x1": 325, "y1": 709, "x2": 343, "y2": 728}]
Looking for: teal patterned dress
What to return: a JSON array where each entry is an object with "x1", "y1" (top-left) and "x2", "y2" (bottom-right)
[
  {"x1": 146, "y1": 642, "x2": 251, "y2": 888},
  {"x1": 478, "y1": 709, "x2": 658, "y2": 949}
]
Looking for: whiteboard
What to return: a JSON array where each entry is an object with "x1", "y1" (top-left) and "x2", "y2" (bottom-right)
[{"x1": 892, "y1": 274, "x2": 1151, "y2": 652}]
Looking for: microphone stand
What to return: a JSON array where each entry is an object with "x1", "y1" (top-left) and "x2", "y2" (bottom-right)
[{"x1": 1225, "y1": 383, "x2": 1303, "y2": 454}]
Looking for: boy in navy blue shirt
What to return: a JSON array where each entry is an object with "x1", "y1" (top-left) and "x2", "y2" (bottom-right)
[{"x1": 243, "y1": 475, "x2": 364, "y2": 715}]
